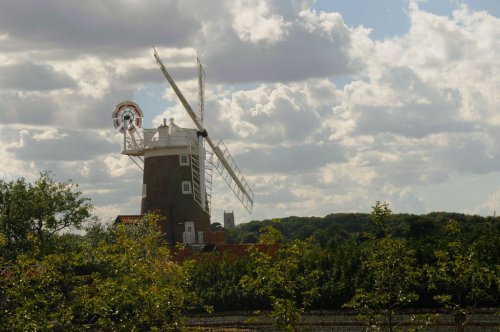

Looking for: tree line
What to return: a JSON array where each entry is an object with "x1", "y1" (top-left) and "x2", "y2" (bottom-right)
[{"x1": 0, "y1": 173, "x2": 498, "y2": 331}]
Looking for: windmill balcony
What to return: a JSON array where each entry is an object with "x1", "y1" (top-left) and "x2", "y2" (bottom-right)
[{"x1": 122, "y1": 125, "x2": 199, "y2": 156}]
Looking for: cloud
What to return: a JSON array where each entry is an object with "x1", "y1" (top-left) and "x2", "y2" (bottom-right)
[
  {"x1": 231, "y1": 0, "x2": 291, "y2": 44},
  {"x1": 150, "y1": 0, "x2": 500, "y2": 220},
  {"x1": 8, "y1": 128, "x2": 118, "y2": 161},
  {"x1": 0, "y1": 126, "x2": 143, "y2": 222},
  {"x1": 0, "y1": 0, "x2": 201, "y2": 56},
  {"x1": 237, "y1": 142, "x2": 346, "y2": 173},
  {"x1": 469, "y1": 189, "x2": 500, "y2": 216},
  {"x1": 202, "y1": 5, "x2": 367, "y2": 83},
  {"x1": 0, "y1": 93, "x2": 61, "y2": 125},
  {"x1": 0, "y1": 62, "x2": 76, "y2": 91},
  {"x1": 0, "y1": 0, "x2": 499, "y2": 223},
  {"x1": 32, "y1": 128, "x2": 68, "y2": 141}
]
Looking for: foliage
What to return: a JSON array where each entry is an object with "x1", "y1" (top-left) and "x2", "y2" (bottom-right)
[
  {"x1": 210, "y1": 222, "x2": 223, "y2": 231},
  {"x1": 184, "y1": 252, "x2": 262, "y2": 311},
  {"x1": 345, "y1": 237, "x2": 421, "y2": 331},
  {"x1": 426, "y1": 220, "x2": 499, "y2": 327},
  {"x1": 240, "y1": 226, "x2": 323, "y2": 331},
  {"x1": 227, "y1": 210, "x2": 498, "y2": 250},
  {"x1": 1, "y1": 254, "x2": 76, "y2": 331},
  {"x1": 258, "y1": 223, "x2": 284, "y2": 244},
  {"x1": 74, "y1": 214, "x2": 199, "y2": 330},
  {"x1": 314, "y1": 239, "x2": 362, "y2": 309},
  {"x1": 0, "y1": 233, "x2": 6, "y2": 264},
  {"x1": 370, "y1": 201, "x2": 392, "y2": 237},
  {"x1": 1, "y1": 214, "x2": 200, "y2": 331},
  {"x1": 344, "y1": 202, "x2": 422, "y2": 332},
  {"x1": 0, "y1": 172, "x2": 93, "y2": 259},
  {"x1": 0, "y1": 171, "x2": 498, "y2": 331}
]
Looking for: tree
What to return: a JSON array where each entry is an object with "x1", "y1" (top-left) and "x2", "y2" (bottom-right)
[
  {"x1": 240, "y1": 225, "x2": 323, "y2": 331},
  {"x1": 1, "y1": 214, "x2": 201, "y2": 330},
  {"x1": 315, "y1": 239, "x2": 363, "y2": 309},
  {"x1": 426, "y1": 220, "x2": 499, "y2": 331},
  {"x1": 0, "y1": 172, "x2": 93, "y2": 259},
  {"x1": 184, "y1": 251, "x2": 263, "y2": 311},
  {"x1": 345, "y1": 237, "x2": 423, "y2": 331},
  {"x1": 72, "y1": 214, "x2": 200, "y2": 330},
  {"x1": 1, "y1": 253, "x2": 77, "y2": 331},
  {"x1": 0, "y1": 178, "x2": 33, "y2": 258},
  {"x1": 210, "y1": 222, "x2": 223, "y2": 231},
  {"x1": 370, "y1": 201, "x2": 392, "y2": 237},
  {"x1": 345, "y1": 202, "x2": 424, "y2": 331}
]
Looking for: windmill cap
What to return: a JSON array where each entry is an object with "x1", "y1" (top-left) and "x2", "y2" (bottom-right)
[{"x1": 197, "y1": 129, "x2": 208, "y2": 138}]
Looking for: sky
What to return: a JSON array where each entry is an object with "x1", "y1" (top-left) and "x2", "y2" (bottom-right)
[{"x1": 0, "y1": 0, "x2": 499, "y2": 224}]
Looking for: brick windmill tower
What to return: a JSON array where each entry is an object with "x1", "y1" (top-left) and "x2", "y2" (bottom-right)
[{"x1": 112, "y1": 49, "x2": 254, "y2": 247}]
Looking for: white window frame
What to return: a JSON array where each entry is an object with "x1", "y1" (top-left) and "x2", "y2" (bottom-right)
[
  {"x1": 179, "y1": 154, "x2": 190, "y2": 166},
  {"x1": 181, "y1": 181, "x2": 192, "y2": 194}
]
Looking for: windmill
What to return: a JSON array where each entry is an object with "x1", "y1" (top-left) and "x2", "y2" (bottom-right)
[{"x1": 112, "y1": 48, "x2": 254, "y2": 246}]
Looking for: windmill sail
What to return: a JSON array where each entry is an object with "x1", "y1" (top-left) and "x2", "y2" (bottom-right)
[
  {"x1": 197, "y1": 57, "x2": 205, "y2": 126},
  {"x1": 154, "y1": 48, "x2": 202, "y2": 129},
  {"x1": 212, "y1": 140, "x2": 254, "y2": 213},
  {"x1": 154, "y1": 48, "x2": 254, "y2": 213}
]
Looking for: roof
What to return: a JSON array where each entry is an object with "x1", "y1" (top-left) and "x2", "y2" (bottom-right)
[{"x1": 114, "y1": 215, "x2": 144, "y2": 225}]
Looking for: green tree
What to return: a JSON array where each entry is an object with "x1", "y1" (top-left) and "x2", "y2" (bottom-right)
[
  {"x1": 185, "y1": 252, "x2": 262, "y2": 311},
  {"x1": 1, "y1": 214, "x2": 200, "y2": 331},
  {"x1": 0, "y1": 178, "x2": 33, "y2": 258},
  {"x1": 345, "y1": 202, "x2": 423, "y2": 331},
  {"x1": 73, "y1": 214, "x2": 199, "y2": 330},
  {"x1": 210, "y1": 222, "x2": 223, "y2": 231},
  {"x1": 240, "y1": 226, "x2": 323, "y2": 331},
  {"x1": 0, "y1": 233, "x2": 6, "y2": 265},
  {"x1": 370, "y1": 201, "x2": 392, "y2": 237},
  {"x1": 345, "y1": 237, "x2": 422, "y2": 331},
  {"x1": 0, "y1": 172, "x2": 93, "y2": 259},
  {"x1": 426, "y1": 220, "x2": 499, "y2": 330},
  {"x1": 1, "y1": 253, "x2": 77, "y2": 331},
  {"x1": 316, "y1": 239, "x2": 363, "y2": 309}
]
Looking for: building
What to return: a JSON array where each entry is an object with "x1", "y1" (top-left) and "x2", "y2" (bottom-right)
[
  {"x1": 114, "y1": 107, "x2": 211, "y2": 246},
  {"x1": 223, "y1": 211, "x2": 235, "y2": 229},
  {"x1": 139, "y1": 118, "x2": 211, "y2": 245}
]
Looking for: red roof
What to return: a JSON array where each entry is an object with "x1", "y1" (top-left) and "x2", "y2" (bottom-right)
[{"x1": 114, "y1": 215, "x2": 144, "y2": 225}]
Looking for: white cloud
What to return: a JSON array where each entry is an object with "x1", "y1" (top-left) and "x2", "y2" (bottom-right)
[
  {"x1": 231, "y1": 0, "x2": 291, "y2": 44},
  {"x1": 0, "y1": 0, "x2": 499, "y2": 224},
  {"x1": 31, "y1": 128, "x2": 68, "y2": 141},
  {"x1": 104, "y1": 155, "x2": 134, "y2": 178},
  {"x1": 469, "y1": 189, "x2": 500, "y2": 216},
  {"x1": 9, "y1": 129, "x2": 117, "y2": 161},
  {"x1": 0, "y1": 145, "x2": 31, "y2": 181}
]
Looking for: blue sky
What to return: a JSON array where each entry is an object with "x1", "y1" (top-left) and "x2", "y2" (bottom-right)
[
  {"x1": 315, "y1": 0, "x2": 499, "y2": 39},
  {"x1": 314, "y1": 0, "x2": 411, "y2": 39},
  {"x1": 0, "y1": 0, "x2": 499, "y2": 223}
]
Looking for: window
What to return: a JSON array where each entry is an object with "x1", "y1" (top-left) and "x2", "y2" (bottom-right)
[
  {"x1": 179, "y1": 154, "x2": 189, "y2": 166},
  {"x1": 182, "y1": 181, "x2": 192, "y2": 194},
  {"x1": 142, "y1": 184, "x2": 147, "y2": 198}
]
